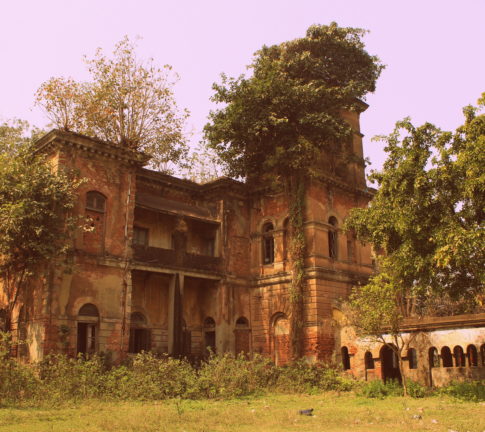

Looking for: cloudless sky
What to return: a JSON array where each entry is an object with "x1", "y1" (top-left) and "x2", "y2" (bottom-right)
[{"x1": 1, "y1": 0, "x2": 484, "y2": 173}]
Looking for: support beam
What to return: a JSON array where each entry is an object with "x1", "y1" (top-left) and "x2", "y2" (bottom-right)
[{"x1": 168, "y1": 272, "x2": 184, "y2": 356}]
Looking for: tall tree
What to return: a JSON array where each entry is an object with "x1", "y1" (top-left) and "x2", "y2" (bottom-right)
[
  {"x1": 0, "y1": 120, "x2": 81, "y2": 332},
  {"x1": 345, "y1": 95, "x2": 485, "y2": 394},
  {"x1": 204, "y1": 23, "x2": 383, "y2": 359},
  {"x1": 35, "y1": 37, "x2": 189, "y2": 172}
]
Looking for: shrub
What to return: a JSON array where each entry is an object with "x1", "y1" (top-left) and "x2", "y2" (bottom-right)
[
  {"x1": 359, "y1": 379, "x2": 403, "y2": 399},
  {"x1": 274, "y1": 360, "x2": 354, "y2": 393},
  {"x1": 196, "y1": 353, "x2": 276, "y2": 398},
  {"x1": 0, "y1": 332, "x2": 40, "y2": 405},
  {"x1": 406, "y1": 380, "x2": 426, "y2": 398},
  {"x1": 37, "y1": 354, "x2": 107, "y2": 401},
  {"x1": 440, "y1": 381, "x2": 485, "y2": 402}
]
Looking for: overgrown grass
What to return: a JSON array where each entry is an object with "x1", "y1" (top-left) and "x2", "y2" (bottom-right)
[{"x1": 0, "y1": 393, "x2": 484, "y2": 432}]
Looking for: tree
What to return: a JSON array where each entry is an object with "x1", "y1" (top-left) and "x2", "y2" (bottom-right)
[
  {"x1": 180, "y1": 142, "x2": 223, "y2": 184},
  {"x1": 345, "y1": 95, "x2": 485, "y2": 394},
  {"x1": 35, "y1": 37, "x2": 189, "y2": 172},
  {"x1": 0, "y1": 120, "x2": 81, "y2": 332},
  {"x1": 204, "y1": 23, "x2": 383, "y2": 359}
]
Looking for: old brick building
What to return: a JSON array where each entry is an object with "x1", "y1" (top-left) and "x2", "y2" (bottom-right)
[
  {"x1": 3, "y1": 103, "x2": 484, "y2": 386},
  {"x1": 5, "y1": 103, "x2": 375, "y2": 365}
]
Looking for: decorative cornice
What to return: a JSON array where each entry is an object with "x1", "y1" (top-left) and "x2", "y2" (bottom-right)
[{"x1": 34, "y1": 129, "x2": 149, "y2": 166}]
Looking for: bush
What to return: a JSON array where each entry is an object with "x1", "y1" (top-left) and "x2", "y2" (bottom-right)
[
  {"x1": 440, "y1": 381, "x2": 485, "y2": 402},
  {"x1": 196, "y1": 353, "x2": 276, "y2": 398},
  {"x1": 0, "y1": 332, "x2": 40, "y2": 405},
  {"x1": 406, "y1": 380, "x2": 426, "y2": 398},
  {"x1": 0, "y1": 347, "x2": 360, "y2": 405},
  {"x1": 38, "y1": 354, "x2": 107, "y2": 401},
  {"x1": 275, "y1": 360, "x2": 354, "y2": 393},
  {"x1": 359, "y1": 379, "x2": 403, "y2": 399}
]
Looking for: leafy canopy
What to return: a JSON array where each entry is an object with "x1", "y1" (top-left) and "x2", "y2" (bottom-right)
[
  {"x1": 35, "y1": 37, "x2": 189, "y2": 172},
  {"x1": 346, "y1": 94, "x2": 485, "y2": 317},
  {"x1": 0, "y1": 120, "x2": 81, "y2": 326},
  {"x1": 204, "y1": 23, "x2": 383, "y2": 181}
]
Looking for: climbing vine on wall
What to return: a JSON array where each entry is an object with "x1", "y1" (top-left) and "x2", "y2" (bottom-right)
[
  {"x1": 204, "y1": 23, "x2": 382, "y2": 360},
  {"x1": 288, "y1": 176, "x2": 306, "y2": 359}
]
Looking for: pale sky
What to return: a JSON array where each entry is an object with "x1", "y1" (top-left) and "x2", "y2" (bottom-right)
[{"x1": 1, "y1": 0, "x2": 484, "y2": 173}]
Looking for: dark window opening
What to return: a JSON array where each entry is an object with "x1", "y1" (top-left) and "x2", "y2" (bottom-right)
[
  {"x1": 235, "y1": 316, "x2": 249, "y2": 328},
  {"x1": 129, "y1": 328, "x2": 151, "y2": 353},
  {"x1": 204, "y1": 237, "x2": 215, "y2": 257},
  {"x1": 441, "y1": 346, "x2": 453, "y2": 367},
  {"x1": 0, "y1": 309, "x2": 5, "y2": 332},
  {"x1": 77, "y1": 303, "x2": 99, "y2": 355},
  {"x1": 429, "y1": 347, "x2": 440, "y2": 368},
  {"x1": 328, "y1": 217, "x2": 338, "y2": 259},
  {"x1": 77, "y1": 322, "x2": 96, "y2": 355},
  {"x1": 364, "y1": 351, "x2": 374, "y2": 370},
  {"x1": 133, "y1": 226, "x2": 149, "y2": 247},
  {"x1": 481, "y1": 344, "x2": 485, "y2": 366},
  {"x1": 408, "y1": 348, "x2": 418, "y2": 369},
  {"x1": 204, "y1": 317, "x2": 216, "y2": 355},
  {"x1": 86, "y1": 191, "x2": 106, "y2": 213},
  {"x1": 283, "y1": 218, "x2": 289, "y2": 261},
  {"x1": 262, "y1": 222, "x2": 275, "y2": 264},
  {"x1": 129, "y1": 312, "x2": 150, "y2": 354},
  {"x1": 466, "y1": 345, "x2": 478, "y2": 367},
  {"x1": 79, "y1": 303, "x2": 99, "y2": 317},
  {"x1": 453, "y1": 346, "x2": 465, "y2": 367},
  {"x1": 341, "y1": 346, "x2": 351, "y2": 370}
]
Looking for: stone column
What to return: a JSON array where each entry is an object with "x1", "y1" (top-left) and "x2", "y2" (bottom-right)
[{"x1": 168, "y1": 272, "x2": 184, "y2": 356}]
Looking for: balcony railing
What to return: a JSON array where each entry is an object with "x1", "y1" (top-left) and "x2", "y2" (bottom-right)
[{"x1": 132, "y1": 245, "x2": 222, "y2": 273}]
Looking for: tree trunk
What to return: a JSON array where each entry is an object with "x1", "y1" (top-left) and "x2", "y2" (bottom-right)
[{"x1": 288, "y1": 175, "x2": 306, "y2": 360}]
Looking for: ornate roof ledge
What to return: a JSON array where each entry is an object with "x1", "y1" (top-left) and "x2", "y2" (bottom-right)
[{"x1": 35, "y1": 129, "x2": 149, "y2": 166}]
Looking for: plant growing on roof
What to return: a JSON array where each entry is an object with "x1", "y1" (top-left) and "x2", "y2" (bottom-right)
[{"x1": 204, "y1": 23, "x2": 383, "y2": 359}]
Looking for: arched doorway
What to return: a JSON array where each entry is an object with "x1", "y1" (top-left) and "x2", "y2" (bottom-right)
[
  {"x1": 203, "y1": 317, "x2": 216, "y2": 356},
  {"x1": 234, "y1": 316, "x2": 250, "y2": 355},
  {"x1": 77, "y1": 303, "x2": 99, "y2": 355},
  {"x1": 128, "y1": 312, "x2": 151, "y2": 354},
  {"x1": 380, "y1": 344, "x2": 401, "y2": 383},
  {"x1": 273, "y1": 314, "x2": 290, "y2": 366}
]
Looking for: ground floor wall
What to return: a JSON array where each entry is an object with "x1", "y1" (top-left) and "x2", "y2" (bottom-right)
[{"x1": 338, "y1": 321, "x2": 485, "y2": 387}]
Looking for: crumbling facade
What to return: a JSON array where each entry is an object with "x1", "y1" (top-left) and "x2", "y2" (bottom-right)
[{"x1": 3, "y1": 104, "x2": 484, "y2": 386}]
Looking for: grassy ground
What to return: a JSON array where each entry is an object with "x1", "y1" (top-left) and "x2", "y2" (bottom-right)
[{"x1": 1, "y1": 393, "x2": 484, "y2": 432}]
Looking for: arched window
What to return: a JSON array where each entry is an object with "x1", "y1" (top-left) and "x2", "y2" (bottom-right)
[
  {"x1": 408, "y1": 348, "x2": 418, "y2": 369},
  {"x1": 364, "y1": 351, "x2": 374, "y2": 370},
  {"x1": 235, "y1": 316, "x2": 249, "y2": 328},
  {"x1": 441, "y1": 346, "x2": 453, "y2": 367},
  {"x1": 235, "y1": 316, "x2": 250, "y2": 355},
  {"x1": 341, "y1": 346, "x2": 351, "y2": 370},
  {"x1": 77, "y1": 303, "x2": 99, "y2": 355},
  {"x1": 328, "y1": 217, "x2": 338, "y2": 259},
  {"x1": 86, "y1": 191, "x2": 106, "y2": 213},
  {"x1": 273, "y1": 313, "x2": 290, "y2": 366},
  {"x1": 129, "y1": 312, "x2": 151, "y2": 354},
  {"x1": 453, "y1": 346, "x2": 465, "y2": 367},
  {"x1": 429, "y1": 347, "x2": 439, "y2": 368},
  {"x1": 262, "y1": 222, "x2": 275, "y2": 264},
  {"x1": 481, "y1": 344, "x2": 485, "y2": 367},
  {"x1": 203, "y1": 316, "x2": 216, "y2": 355},
  {"x1": 466, "y1": 344, "x2": 478, "y2": 367}
]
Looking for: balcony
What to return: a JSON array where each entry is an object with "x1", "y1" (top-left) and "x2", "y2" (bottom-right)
[{"x1": 132, "y1": 245, "x2": 222, "y2": 273}]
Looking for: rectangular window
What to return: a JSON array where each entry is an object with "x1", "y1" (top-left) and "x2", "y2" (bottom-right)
[{"x1": 133, "y1": 226, "x2": 149, "y2": 247}]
